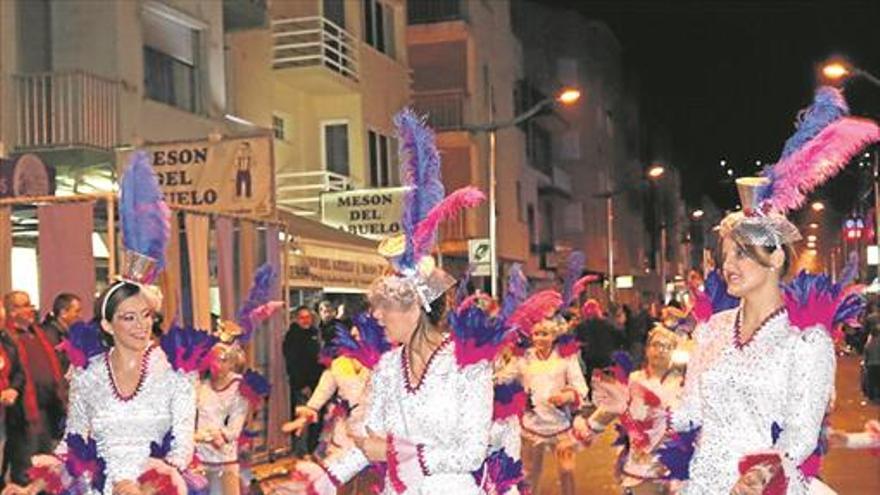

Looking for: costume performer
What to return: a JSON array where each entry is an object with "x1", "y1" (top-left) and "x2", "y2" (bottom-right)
[
  {"x1": 4, "y1": 151, "x2": 217, "y2": 495},
  {"x1": 594, "y1": 86, "x2": 878, "y2": 495}
]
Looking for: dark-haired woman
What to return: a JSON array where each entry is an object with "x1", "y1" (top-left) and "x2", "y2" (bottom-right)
[{"x1": 3, "y1": 282, "x2": 196, "y2": 495}]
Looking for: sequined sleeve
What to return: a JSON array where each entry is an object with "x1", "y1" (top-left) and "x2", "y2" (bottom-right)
[
  {"x1": 222, "y1": 383, "x2": 250, "y2": 443},
  {"x1": 775, "y1": 326, "x2": 835, "y2": 486},
  {"x1": 306, "y1": 369, "x2": 339, "y2": 411},
  {"x1": 54, "y1": 365, "x2": 92, "y2": 455},
  {"x1": 670, "y1": 321, "x2": 710, "y2": 431},
  {"x1": 166, "y1": 370, "x2": 197, "y2": 469},
  {"x1": 420, "y1": 361, "x2": 493, "y2": 474}
]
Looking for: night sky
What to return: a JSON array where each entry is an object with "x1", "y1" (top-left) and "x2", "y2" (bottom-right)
[{"x1": 542, "y1": 0, "x2": 880, "y2": 211}]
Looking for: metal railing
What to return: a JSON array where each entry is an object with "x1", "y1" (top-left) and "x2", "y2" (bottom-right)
[
  {"x1": 408, "y1": 0, "x2": 466, "y2": 24},
  {"x1": 276, "y1": 170, "x2": 354, "y2": 215},
  {"x1": 413, "y1": 89, "x2": 465, "y2": 130},
  {"x1": 14, "y1": 71, "x2": 120, "y2": 150},
  {"x1": 271, "y1": 16, "x2": 359, "y2": 81}
]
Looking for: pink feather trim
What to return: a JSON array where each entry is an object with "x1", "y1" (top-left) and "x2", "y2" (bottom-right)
[
  {"x1": 412, "y1": 187, "x2": 486, "y2": 259},
  {"x1": 768, "y1": 117, "x2": 880, "y2": 213},
  {"x1": 571, "y1": 274, "x2": 599, "y2": 303},
  {"x1": 493, "y1": 391, "x2": 527, "y2": 421},
  {"x1": 783, "y1": 290, "x2": 840, "y2": 341},
  {"x1": 249, "y1": 301, "x2": 284, "y2": 324},
  {"x1": 507, "y1": 290, "x2": 562, "y2": 334},
  {"x1": 556, "y1": 337, "x2": 580, "y2": 358},
  {"x1": 691, "y1": 289, "x2": 713, "y2": 323}
]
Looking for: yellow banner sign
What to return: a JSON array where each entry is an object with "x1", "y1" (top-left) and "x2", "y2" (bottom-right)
[
  {"x1": 117, "y1": 136, "x2": 274, "y2": 216},
  {"x1": 320, "y1": 187, "x2": 406, "y2": 240}
]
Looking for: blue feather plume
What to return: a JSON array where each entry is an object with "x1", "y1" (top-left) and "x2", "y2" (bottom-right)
[
  {"x1": 236, "y1": 263, "x2": 277, "y2": 343},
  {"x1": 394, "y1": 108, "x2": 444, "y2": 270},
  {"x1": 561, "y1": 251, "x2": 586, "y2": 309},
  {"x1": 657, "y1": 426, "x2": 701, "y2": 481},
  {"x1": 119, "y1": 151, "x2": 170, "y2": 271},
  {"x1": 499, "y1": 263, "x2": 528, "y2": 322},
  {"x1": 149, "y1": 430, "x2": 174, "y2": 459},
  {"x1": 450, "y1": 304, "x2": 511, "y2": 365},
  {"x1": 325, "y1": 313, "x2": 391, "y2": 369},
  {"x1": 471, "y1": 449, "x2": 524, "y2": 495},
  {"x1": 839, "y1": 251, "x2": 859, "y2": 286},
  {"x1": 242, "y1": 369, "x2": 271, "y2": 397},
  {"x1": 456, "y1": 264, "x2": 475, "y2": 306},
  {"x1": 705, "y1": 269, "x2": 739, "y2": 314},
  {"x1": 160, "y1": 325, "x2": 218, "y2": 373}
]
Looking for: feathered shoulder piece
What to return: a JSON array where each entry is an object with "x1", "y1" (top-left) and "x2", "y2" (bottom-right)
[
  {"x1": 159, "y1": 325, "x2": 219, "y2": 373},
  {"x1": 657, "y1": 426, "x2": 701, "y2": 481},
  {"x1": 449, "y1": 303, "x2": 512, "y2": 367},
  {"x1": 560, "y1": 251, "x2": 586, "y2": 309},
  {"x1": 234, "y1": 263, "x2": 283, "y2": 344},
  {"x1": 690, "y1": 269, "x2": 739, "y2": 323},
  {"x1": 240, "y1": 369, "x2": 271, "y2": 408},
  {"x1": 498, "y1": 263, "x2": 528, "y2": 322},
  {"x1": 782, "y1": 270, "x2": 865, "y2": 340},
  {"x1": 323, "y1": 313, "x2": 392, "y2": 370},
  {"x1": 57, "y1": 321, "x2": 107, "y2": 370},
  {"x1": 27, "y1": 433, "x2": 109, "y2": 495},
  {"x1": 493, "y1": 381, "x2": 527, "y2": 421},
  {"x1": 554, "y1": 333, "x2": 580, "y2": 358}
]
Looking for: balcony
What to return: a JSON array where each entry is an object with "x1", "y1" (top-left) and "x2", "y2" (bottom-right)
[
  {"x1": 13, "y1": 71, "x2": 120, "y2": 151},
  {"x1": 408, "y1": 0, "x2": 466, "y2": 25},
  {"x1": 271, "y1": 16, "x2": 359, "y2": 93},
  {"x1": 538, "y1": 166, "x2": 573, "y2": 196},
  {"x1": 276, "y1": 170, "x2": 354, "y2": 216},
  {"x1": 413, "y1": 89, "x2": 465, "y2": 131}
]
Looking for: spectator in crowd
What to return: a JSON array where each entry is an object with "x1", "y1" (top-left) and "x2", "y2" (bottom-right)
[
  {"x1": 316, "y1": 300, "x2": 339, "y2": 346},
  {"x1": 40, "y1": 293, "x2": 82, "y2": 373},
  {"x1": 283, "y1": 305, "x2": 323, "y2": 456},
  {"x1": 575, "y1": 299, "x2": 625, "y2": 401},
  {"x1": 864, "y1": 323, "x2": 880, "y2": 403},
  {"x1": 0, "y1": 303, "x2": 24, "y2": 492},
  {"x1": 1, "y1": 291, "x2": 65, "y2": 486}
]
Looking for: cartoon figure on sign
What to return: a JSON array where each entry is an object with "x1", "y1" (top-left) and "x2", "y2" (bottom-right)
[{"x1": 235, "y1": 142, "x2": 253, "y2": 199}]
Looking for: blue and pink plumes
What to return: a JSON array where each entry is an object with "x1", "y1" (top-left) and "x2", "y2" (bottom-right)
[
  {"x1": 65, "y1": 433, "x2": 108, "y2": 493},
  {"x1": 235, "y1": 264, "x2": 282, "y2": 344},
  {"x1": 240, "y1": 369, "x2": 271, "y2": 408},
  {"x1": 506, "y1": 290, "x2": 563, "y2": 336},
  {"x1": 691, "y1": 269, "x2": 739, "y2": 323},
  {"x1": 493, "y1": 381, "x2": 527, "y2": 421},
  {"x1": 554, "y1": 333, "x2": 580, "y2": 359},
  {"x1": 471, "y1": 449, "x2": 524, "y2": 495},
  {"x1": 657, "y1": 426, "x2": 701, "y2": 481},
  {"x1": 57, "y1": 321, "x2": 107, "y2": 369},
  {"x1": 119, "y1": 150, "x2": 171, "y2": 282},
  {"x1": 608, "y1": 351, "x2": 635, "y2": 385},
  {"x1": 450, "y1": 303, "x2": 512, "y2": 366},
  {"x1": 782, "y1": 270, "x2": 865, "y2": 340},
  {"x1": 324, "y1": 313, "x2": 392, "y2": 369},
  {"x1": 160, "y1": 325, "x2": 219, "y2": 373}
]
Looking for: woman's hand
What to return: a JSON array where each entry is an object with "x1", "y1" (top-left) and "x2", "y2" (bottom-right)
[
  {"x1": 1, "y1": 483, "x2": 31, "y2": 495},
  {"x1": 549, "y1": 390, "x2": 576, "y2": 407},
  {"x1": 283, "y1": 407, "x2": 319, "y2": 436},
  {"x1": 352, "y1": 434, "x2": 388, "y2": 462}
]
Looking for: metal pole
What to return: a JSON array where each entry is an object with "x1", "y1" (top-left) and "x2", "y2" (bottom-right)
[
  {"x1": 606, "y1": 195, "x2": 615, "y2": 302},
  {"x1": 489, "y1": 128, "x2": 498, "y2": 298},
  {"x1": 660, "y1": 223, "x2": 667, "y2": 302},
  {"x1": 874, "y1": 150, "x2": 879, "y2": 280}
]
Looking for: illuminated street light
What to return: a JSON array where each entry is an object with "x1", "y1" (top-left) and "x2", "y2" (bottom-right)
[
  {"x1": 820, "y1": 59, "x2": 880, "y2": 88},
  {"x1": 809, "y1": 223, "x2": 819, "y2": 229},
  {"x1": 822, "y1": 62, "x2": 850, "y2": 80},
  {"x1": 692, "y1": 209, "x2": 705, "y2": 220},
  {"x1": 648, "y1": 164, "x2": 665, "y2": 179},
  {"x1": 811, "y1": 201, "x2": 825, "y2": 212},
  {"x1": 556, "y1": 88, "x2": 581, "y2": 105},
  {"x1": 807, "y1": 242, "x2": 816, "y2": 249},
  {"x1": 807, "y1": 234, "x2": 818, "y2": 242}
]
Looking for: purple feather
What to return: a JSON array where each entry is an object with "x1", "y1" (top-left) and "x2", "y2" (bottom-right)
[
  {"x1": 839, "y1": 251, "x2": 859, "y2": 286},
  {"x1": 555, "y1": 333, "x2": 580, "y2": 358},
  {"x1": 609, "y1": 351, "x2": 635, "y2": 384},
  {"x1": 159, "y1": 325, "x2": 218, "y2": 373},
  {"x1": 150, "y1": 430, "x2": 174, "y2": 459},
  {"x1": 705, "y1": 269, "x2": 739, "y2": 314},
  {"x1": 771, "y1": 422, "x2": 783, "y2": 444},
  {"x1": 471, "y1": 449, "x2": 524, "y2": 495},
  {"x1": 657, "y1": 426, "x2": 701, "y2": 481},
  {"x1": 65, "y1": 433, "x2": 107, "y2": 492},
  {"x1": 779, "y1": 87, "x2": 849, "y2": 161},
  {"x1": 119, "y1": 150, "x2": 170, "y2": 272},
  {"x1": 493, "y1": 381, "x2": 527, "y2": 420},
  {"x1": 783, "y1": 270, "x2": 866, "y2": 337},
  {"x1": 236, "y1": 263, "x2": 277, "y2": 343},
  {"x1": 561, "y1": 251, "x2": 586, "y2": 309},
  {"x1": 330, "y1": 313, "x2": 391, "y2": 369},
  {"x1": 455, "y1": 264, "x2": 475, "y2": 306},
  {"x1": 499, "y1": 263, "x2": 528, "y2": 322},
  {"x1": 394, "y1": 108, "x2": 444, "y2": 270},
  {"x1": 58, "y1": 321, "x2": 107, "y2": 369},
  {"x1": 450, "y1": 304, "x2": 512, "y2": 366},
  {"x1": 240, "y1": 369, "x2": 271, "y2": 407}
]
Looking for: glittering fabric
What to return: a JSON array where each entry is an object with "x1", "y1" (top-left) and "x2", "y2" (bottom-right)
[
  {"x1": 58, "y1": 346, "x2": 196, "y2": 492},
  {"x1": 325, "y1": 341, "x2": 493, "y2": 494},
  {"x1": 195, "y1": 374, "x2": 249, "y2": 464},
  {"x1": 671, "y1": 309, "x2": 835, "y2": 494}
]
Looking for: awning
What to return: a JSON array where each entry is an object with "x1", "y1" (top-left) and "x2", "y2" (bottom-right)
[{"x1": 279, "y1": 211, "x2": 388, "y2": 291}]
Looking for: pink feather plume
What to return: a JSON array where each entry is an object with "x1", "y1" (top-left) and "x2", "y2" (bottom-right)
[
  {"x1": 571, "y1": 274, "x2": 599, "y2": 303},
  {"x1": 506, "y1": 290, "x2": 562, "y2": 334},
  {"x1": 412, "y1": 187, "x2": 486, "y2": 259},
  {"x1": 457, "y1": 293, "x2": 493, "y2": 313},
  {"x1": 249, "y1": 301, "x2": 284, "y2": 324},
  {"x1": 767, "y1": 117, "x2": 880, "y2": 213}
]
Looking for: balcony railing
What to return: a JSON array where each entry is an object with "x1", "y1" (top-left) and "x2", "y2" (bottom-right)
[
  {"x1": 13, "y1": 71, "x2": 120, "y2": 151},
  {"x1": 271, "y1": 16, "x2": 358, "y2": 81},
  {"x1": 408, "y1": 0, "x2": 466, "y2": 24},
  {"x1": 276, "y1": 170, "x2": 354, "y2": 215},
  {"x1": 413, "y1": 89, "x2": 465, "y2": 131}
]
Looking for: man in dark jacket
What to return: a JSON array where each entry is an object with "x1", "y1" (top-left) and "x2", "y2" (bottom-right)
[
  {"x1": 40, "y1": 293, "x2": 82, "y2": 374},
  {"x1": 0, "y1": 321, "x2": 25, "y2": 492},
  {"x1": 282, "y1": 306, "x2": 323, "y2": 456},
  {"x1": 575, "y1": 299, "x2": 625, "y2": 401}
]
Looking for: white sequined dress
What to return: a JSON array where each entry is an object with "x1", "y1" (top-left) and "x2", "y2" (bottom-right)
[
  {"x1": 670, "y1": 308, "x2": 835, "y2": 494},
  {"x1": 59, "y1": 345, "x2": 196, "y2": 491},
  {"x1": 195, "y1": 373, "x2": 249, "y2": 466},
  {"x1": 325, "y1": 336, "x2": 493, "y2": 494}
]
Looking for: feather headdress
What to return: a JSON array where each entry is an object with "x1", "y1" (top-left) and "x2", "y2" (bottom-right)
[
  {"x1": 560, "y1": 251, "x2": 586, "y2": 309},
  {"x1": 118, "y1": 150, "x2": 171, "y2": 284},
  {"x1": 233, "y1": 263, "x2": 282, "y2": 344},
  {"x1": 506, "y1": 289, "x2": 563, "y2": 335},
  {"x1": 322, "y1": 313, "x2": 391, "y2": 369},
  {"x1": 498, "y1": 263, "x2": 529, "y2": 322},
  {"x1": 782, "y1": 270, "x2": 865, "y2": 339}
]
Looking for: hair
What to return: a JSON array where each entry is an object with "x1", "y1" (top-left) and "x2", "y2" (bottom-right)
[
  {"x1": 52, "y1": 293, "x2": 81, "y2": 317},
  {"x1": 647, "y1": 324, "x2": 679, "y2": 347},
  {"x1": 3, "y1": 290, "x2": 28, "y2": 314},
  {"x1": 96, "y1": 282, "x2": 142, "y2": 322},
  {"x1": 725, "y1": 234, "x2": 796, "y2": 278}
]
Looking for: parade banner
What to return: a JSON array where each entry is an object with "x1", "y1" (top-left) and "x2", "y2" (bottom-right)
[
  {"x1": 288, "y1": 243, "x2": 387, "y2": 291},
  {"x1": 117, "y1": 136, "x2": 274, "y2": 216},
  {"x1": 320, "y1": 186, "x2": 406, "y2": 240}
]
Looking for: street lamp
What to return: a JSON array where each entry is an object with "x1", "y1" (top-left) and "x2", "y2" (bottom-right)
[
  {"x1": 466, "y1": 86, "x2": 581, "y2": 297},
  {"x1": 691, "y1": 209, "x2": 705, "y2": 220},
  {"x1": 821, "y1": 59, "x2": 880, "y2": 88},
  {"x1": 647, "y1": 166, "x2": 668, "y2": 297},
  {"x1": 648, "y1": 164, "x2": 666, "y2": 179},
  {"x1": 811, "y1": 201, "x2": 825, "y2": 212}
]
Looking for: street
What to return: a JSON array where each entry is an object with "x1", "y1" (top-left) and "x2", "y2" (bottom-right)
[{"x1": 532, "y1": 355, "x2": 880, "y2": 494}]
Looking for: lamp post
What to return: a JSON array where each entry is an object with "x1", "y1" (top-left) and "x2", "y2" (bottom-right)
[
  {"x1": 648, "y1": 164, "x2": 667, "y2": 298},
  {"x1": 466, "y1": 87, "x2": 581, "y2": 297},
  {"x1": 821, "y1": 60, "x2": 880, "y2": 88}
]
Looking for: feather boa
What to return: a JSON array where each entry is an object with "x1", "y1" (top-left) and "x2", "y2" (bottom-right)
[
  {"x1": 554, "y1": 333, "x2": 580, "y2": 358},
  {"x1": 506, "y1": 290, "x2": 562, "y2": 335},
  {"x1": 450, "y1": 304, "x2": 512, "y2": 366},
  {"x1": 57, "y1": 321, "x2": 107, "y2": 369},
  {"x1": 412, "y1": 186, "x2": 485, "y2": 261},
  {"x1": 120, "y1": 150, "x2": 170, "y2": 275},
  {"x1": 657, "y1": 426, "x2": 701, "y2": 481},
  {"x1": 160, "y1": 325, "x2": 218, "y2": 373},
  {"x1": 499, "y1": 263, "x2": 528, "y2": 322},
  {"x1": 240, "y1": 369, "x2": 271, "y2": 408},
  {"x1": 691, "y1": 269, "x2": 739, "y2": 323},
  {"x1": 471, "y1": 449, "x2": 524, "y2": 495},
  {"x1": 395, "y1": 108, "x2": 445, "y2": 270},
  {"x1": 560, "y1": 251, "x2": 585, "y2": 309},
  {"x1": 782, "y1": 270, "x2": 865, "y2": 339},
  {"x1": 493, "y1": 381, "x2": 527, "y2": 420},
  {"x1": 236, "y1": 264, "x2": 278, "y2": 344}
]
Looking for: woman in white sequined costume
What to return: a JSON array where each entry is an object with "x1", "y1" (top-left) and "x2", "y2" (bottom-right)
[
  {"x1": 586, "y1": 326, "x2": 684, "y2": 495},
  {"x1": 497, "y1": 318, "x2": 588, "y2": 495},
  {"x1": 196, "y1": 343, "x2": 250, "y2": 495}
]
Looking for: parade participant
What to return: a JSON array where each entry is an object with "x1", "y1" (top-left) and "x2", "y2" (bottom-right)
[
  {"x1": 286, "y1": 108, "x2": 512, "y2": 495},
  {"x1": 1, "y1": 151, "x2": 215, "y2": 495},
  {"x1": 827, "y1": 420, "x2": 880, "y2": 451},
  {"x1": 585, "y1": 326, "x2": 683, "y2": 495},
  {"x1": 593, "y1": 86, "x2": 879, "y2": 494}
]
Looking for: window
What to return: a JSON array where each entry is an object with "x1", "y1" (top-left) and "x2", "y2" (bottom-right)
[
  {"x1": 368, "y1": 130, "x2": 398, "y2": 187},
  {"x1": 527, "y1": 204, "x2": 537, "y2": 254},
  {"x1": 323, "y1": 122, "x2": 350, "y2": 176},
  {"x1": 142, "y1": 8, "x2": 201, "y2": 113},
  {"x1": 364, "y1": 0, "x2": 395, "y2": 58},
  {"x1": 272, "y1": 115, "x2": 286, "y2": 141}
]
